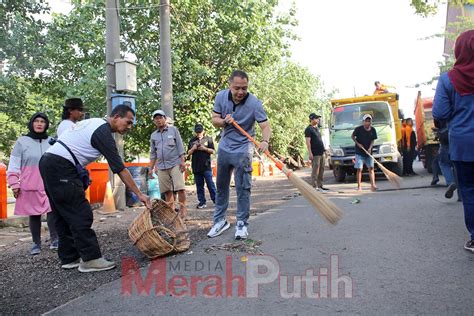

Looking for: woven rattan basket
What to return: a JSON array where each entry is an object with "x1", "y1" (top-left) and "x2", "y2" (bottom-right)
[{"x1": 128, "y1": 199, "x2": 190, "y2": 258}]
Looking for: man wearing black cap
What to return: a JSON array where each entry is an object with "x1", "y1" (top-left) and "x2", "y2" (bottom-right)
[
  {"x1": 305, "y1": 113, "x2": 328, "y2": 191},
  {"x1": 57, "y1": 98, "x2": 85, "y2": 136},
  {"x1": 187, "y1": 124, "x2": 217, "y2": 209}
]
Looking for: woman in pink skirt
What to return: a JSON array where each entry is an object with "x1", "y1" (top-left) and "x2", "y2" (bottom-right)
[{"x1": 7, "y1": 112, "x2": 58, "y2": 255}]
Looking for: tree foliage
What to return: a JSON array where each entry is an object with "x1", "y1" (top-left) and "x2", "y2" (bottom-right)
[
  {"x1": 250, "y1": 61, "x2": 332, "y2": 159},
  {"x1": 0, "y1": 0, "x2": 329, "y2": 164},
  {"x1": 410, "y1": 0, "x2": 474, "y2": 17}
]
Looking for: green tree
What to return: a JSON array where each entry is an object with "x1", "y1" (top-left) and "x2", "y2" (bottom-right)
[
  {"x1": 250, "y1": 61, "x2": 332, "y2": 162},
  {"x1": 410, "y1": 0, "x2": 474, "y2": 17},
  {"x1": 1, "y1": 0, "x2": 300, "y2": 160}
]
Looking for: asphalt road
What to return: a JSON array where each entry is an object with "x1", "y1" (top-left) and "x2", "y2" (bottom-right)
[{"x1": 46, "y1": 164, "x2": 473, "y2": 315}]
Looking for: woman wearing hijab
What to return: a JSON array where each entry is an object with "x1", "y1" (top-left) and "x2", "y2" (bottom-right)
[
  {"x1": 433, "y1": 30, "x2": 474, "y2": 253},
  {"x1": 7, "y1": 112, "x2": 58, "y2": 255}
]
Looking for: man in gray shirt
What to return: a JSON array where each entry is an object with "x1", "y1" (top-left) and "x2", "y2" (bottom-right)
[
  {"x1": 148, "y1": 110, "x2": 187, "y2": 218},
  {"x1": 207, "y1": 70, "x2": 271, "y2": 240}
]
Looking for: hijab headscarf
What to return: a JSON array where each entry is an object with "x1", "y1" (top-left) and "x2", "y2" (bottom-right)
[
  {"x1": 26, "y1": 112, "x2": 50, "y2": 140},
  {"x1": 448, "y1": 30, "x2": 474, "y2": 96}
]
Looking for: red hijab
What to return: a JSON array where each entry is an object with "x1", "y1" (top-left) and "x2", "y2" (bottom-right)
[{"x1": 448, "y1": 30, "x2": 474, "y2": 96}]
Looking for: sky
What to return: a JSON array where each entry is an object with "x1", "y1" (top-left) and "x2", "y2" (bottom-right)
[{"x1": 278, "y1": 0, "x2": 448, "y2": 117}]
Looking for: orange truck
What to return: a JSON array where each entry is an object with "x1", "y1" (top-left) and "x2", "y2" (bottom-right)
[{"x1": 414, "y1": 91, "x2": 439, "y2": 173}]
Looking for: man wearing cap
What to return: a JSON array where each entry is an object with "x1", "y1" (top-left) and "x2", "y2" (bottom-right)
[
  {"x1": 352, "y1": 114, "x2": 378, "y2": 191},
  {"x1": 57, "y1": 98, "x2": 85, "y2": 136},
  {"x1": 305, "y1": 113, "x2": 328, "y2": 192},
  {"x1": 207, "y1": 70, "x2": 271, "y2": 240},
  {"x1": 148, "y1": 110, "x2": 187, "y2": 218},
  {"x1": 187, "y1": 124, "x2": 217, "y2": 209}
]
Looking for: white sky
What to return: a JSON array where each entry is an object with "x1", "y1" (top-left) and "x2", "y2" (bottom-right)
[{"x1": 279, "y1": 0, "x2": 448, "y2": 117}]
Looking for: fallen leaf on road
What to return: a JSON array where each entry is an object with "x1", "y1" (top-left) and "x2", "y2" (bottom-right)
[{"x1": 204, "y1": 239, "x2": 263, "y2": 255}]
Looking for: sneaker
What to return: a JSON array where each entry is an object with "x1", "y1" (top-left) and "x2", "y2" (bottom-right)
[
  {"x1": 464, "y1": 240, "x2": 474, "y2": 253},
  {"x1": 315, "y1": 188, "x2": 323, "y2": 192},
  {"x1": 319, "y1": 186, "x2": 330, "y2": 192},
  {"x1": 61, "y1": 259, "x2": 80, "y2": 269},
  {"x1": 196, "y1": 203, "x2": 207, "y2": 209},
  {"x1": 235, "y1": 221, "x2": 248, "y2": 240},
  {"x1": 430, "y1": 179, "x2": 439, "y2": 186},
  {"x1": 207, "y1": 220, "x2": 230, "y2": 238},
  {"x1": 78, "y1": 257, "x2": 116, "y2": 273},
  {"x1": 445, "y1": 183, "x2": 457, "y2": 199},
  {"x1": 50, "y1": 239, "x2": 59, "y2": 251},
  {"x1": 30, "y1": 244, "x2": 41, "y2": 255}
]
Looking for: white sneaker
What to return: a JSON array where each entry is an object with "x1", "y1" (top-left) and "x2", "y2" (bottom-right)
[
  {"x1": 78, "y1": 257, "x2": 116, "y2": 273},
  {"x1": 207, "y1": 220, "x2": 230, "y2": 238},
  {"x1": 61, "y1": 259, "x2": 80, "y2": 269},
  {"x1": 235, "y1": 221, "x2": 248, "y2": 240}
]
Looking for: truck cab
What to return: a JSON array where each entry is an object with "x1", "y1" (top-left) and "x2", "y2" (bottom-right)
[{"x1": 329, "y1": 94, "x2": 403, "y2": 182}]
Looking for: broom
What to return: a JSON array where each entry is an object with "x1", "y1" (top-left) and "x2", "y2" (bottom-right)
[
  {"x1": 360, "y1": 147, "x2": 402, "y2": 188},
  {"x1": 231, "y1": 120, "x2": 342, "y2": 225}
]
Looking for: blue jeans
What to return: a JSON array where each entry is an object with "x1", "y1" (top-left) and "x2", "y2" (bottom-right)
[
  {"x1": 194, "y1": 170, "x2": 216, "y2": 205},
  {"x1": 453, "y1": 161, "x2": 474, "y2": 240},
  {"x1": 438, "y1": 145, "x2": 454, "y2": 185},
  {"x1": 213, "y1": 149, "x2": 253, "y2": 225}
]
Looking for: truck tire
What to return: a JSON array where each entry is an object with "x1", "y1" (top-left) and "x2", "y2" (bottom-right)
[
  {"x1": 388, "y1": 160, "x2": 403, "y2": 176},
  {"x1": 333, "y1": 165, "x2": 346, "y2": 182}
]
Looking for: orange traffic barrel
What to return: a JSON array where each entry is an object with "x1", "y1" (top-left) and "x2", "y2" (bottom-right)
[{"x1": 0, "y1": 163, "x2": 7, "y2": 219}]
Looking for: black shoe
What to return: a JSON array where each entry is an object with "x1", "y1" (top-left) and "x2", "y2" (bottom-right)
[
  {"x1": 319, "y1": 186, "x2": 329, "y2": 192},
  {"x1": 445, "y1": 183, "x2": 457, "y2": 199},
  {"x1": 430, "y1": 179, "x2": 439, "y2": 186},
  {"x1": 196, "y1": 203, "x2": 207, "y2": 209},
  {"x1": 464, "y1": 240, "x2": 474, "y2": 253}
]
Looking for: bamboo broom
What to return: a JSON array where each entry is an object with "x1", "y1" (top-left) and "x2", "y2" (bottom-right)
[
  {"x1": 231, "y1": 120, "x2": 342, "y2": 225},
  {"x1": 361, "y1": 147, "x2": 402, "y2": 188}
]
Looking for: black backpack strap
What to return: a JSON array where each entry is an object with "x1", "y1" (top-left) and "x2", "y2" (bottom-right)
[{"x1": 57, "y1": 140, "x2": 81, "y2": 166}]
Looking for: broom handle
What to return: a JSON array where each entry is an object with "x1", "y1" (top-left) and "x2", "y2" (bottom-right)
[{"x1": 230, "y1": 121, "x2": 286, "y2": 173}]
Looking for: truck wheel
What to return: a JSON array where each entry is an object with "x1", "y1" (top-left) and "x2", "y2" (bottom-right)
[
  {"x1": 333, "y1": 166, "x2": 346, "y2": 182},
  {"x1": 388, "y1": 160, "x2": 403, "y2": 176}
]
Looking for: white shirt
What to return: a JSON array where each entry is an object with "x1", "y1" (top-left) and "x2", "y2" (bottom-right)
[{"x1": 56, "y1": 120, "x2": 75, "y2": 137}]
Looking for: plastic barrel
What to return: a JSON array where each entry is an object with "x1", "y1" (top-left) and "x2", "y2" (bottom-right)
[{"x1": 126, "y1": 166, "x2": 148, "y2": 207}]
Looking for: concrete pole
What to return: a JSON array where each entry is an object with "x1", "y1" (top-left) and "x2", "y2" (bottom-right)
[
  {"x1": 106, "y1": 0, "x2": 125, "y2": 210},
  {"x1": 160, "y1": 0, "x2": 174, "y2": 119}
]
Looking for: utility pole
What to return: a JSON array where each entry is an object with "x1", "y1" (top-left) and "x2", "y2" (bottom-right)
[
  {"x1": 106, "y1": 0, "x2": 125, "y2": 210},
  {"x1": 160, "y1": 0, "x2": 174, "y2": 118}
]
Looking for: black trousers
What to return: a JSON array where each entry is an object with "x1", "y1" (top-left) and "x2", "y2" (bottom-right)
[
  {"x1": 29, "y1": 213, "x2": 57, "y2": 246},
  {"x1": 39, "y1": 153, "x2": 101, "y2": 264},
  {"x1": 403, "y1": 149, "x2": 415, "y2": 174}
]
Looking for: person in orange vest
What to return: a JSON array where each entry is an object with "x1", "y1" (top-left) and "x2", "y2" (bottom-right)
[
  {"x1": 402, "y1": 118, "x2": 417, "y2": 176},
  {"x1": 373, "y1": 81, "x2": 394, "y2": 95}
]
